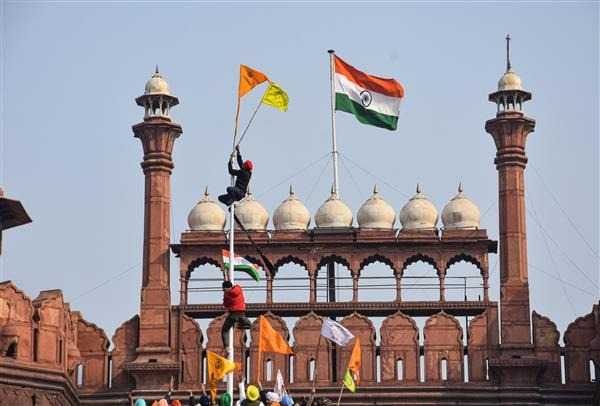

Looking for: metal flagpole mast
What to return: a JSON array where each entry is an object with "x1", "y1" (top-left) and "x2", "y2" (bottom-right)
[
  {"x1": 227, "y1": 203, "x2": 235, "y2": 404},
  {"x1": 328, "y1": 49, "x2": 340, "y2": 196}
]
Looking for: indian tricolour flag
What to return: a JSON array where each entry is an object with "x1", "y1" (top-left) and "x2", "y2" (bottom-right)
[
  {"x1": 334, "y1": 55, "x2": 404, "y2": 131},
  {"x1": 222, "y1": 249, "x2": 262, "y2": 282}
]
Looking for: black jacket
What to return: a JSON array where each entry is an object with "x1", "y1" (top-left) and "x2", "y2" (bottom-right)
[{"x1": 228, "y1": 151, "x2": 252, "y2": 193}]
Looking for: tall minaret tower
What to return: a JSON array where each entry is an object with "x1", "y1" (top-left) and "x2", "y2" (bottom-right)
[
  {"x1": 485, "y1": 36, "x2": 535, "y2": 348},
  {"x1": 127, "y1": 67, "x2": 182, "y2": 388}
]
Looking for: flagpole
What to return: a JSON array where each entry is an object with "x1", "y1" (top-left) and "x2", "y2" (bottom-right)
[
  {"x1": 328, "y1": 49, "x2": 340, "y2": 196},
  {"x1": 237, "y1": 96, "x2": 264, "y2": 148},
  {"x1": 336, "y1": 383, "x2": 345, "y2": 406},
  {"x1": 258, "y1": 316, "x2": 263, "y2": 387},
  {"x1": 309, "y1": 332, "x2": 323, "y2": 405},
  {"x1": 227, "y1": 203, "x2": 235, "y2": 405}
]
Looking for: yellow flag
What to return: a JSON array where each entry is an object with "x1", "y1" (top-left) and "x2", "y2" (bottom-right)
[
  {"x1": 261, "y1": 82, "x2": 289, "y2": 112},
  {"x1": 206, "y1": 350, "x2": 237, "y2": 383},
  {"x1": 343, "y1": 368, "x2": 356, "y2": 393}
]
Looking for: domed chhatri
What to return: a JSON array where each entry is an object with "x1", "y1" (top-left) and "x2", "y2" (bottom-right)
[
  {"x1": 314, "y1": 187, "x2": 353, "y2": 228},
  {"x1": 497, "y1": 69, "x2": 523, "y2": 92},
  {"x1": 187, "y1": 187, "x2": 226, "y2": 231},
  {"x1": 357, "y1": 185, "x2": 396, "y2": 229},
  {"x1": 234, "y1": 190, "x2": 269, "y2": 231},
  {"x1": 442, "y1": 183, "x2": 481, "y2": 230},
  {"x1": 273, "y1": 185, "x2": 311, "y2": 230},
  {"x1": 399, "y1": 184, "x2": 438, "y2": 230},
  {"x1": 144, "y1": 65, "x2": 172, "y2": 95}
]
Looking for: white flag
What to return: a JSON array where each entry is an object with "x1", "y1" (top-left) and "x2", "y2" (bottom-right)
[{"x1": 320, "y1": 318, "x2": 355, "y2": 346}]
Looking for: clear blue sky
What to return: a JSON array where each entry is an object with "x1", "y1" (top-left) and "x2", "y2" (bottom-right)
[{"x1": 1, "y1": 1, "x2": 598, "y2": 345}]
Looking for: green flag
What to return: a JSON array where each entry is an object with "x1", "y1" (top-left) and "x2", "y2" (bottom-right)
[{"x1": 343, "y1": 369, "x2": 356, "y2": 393}]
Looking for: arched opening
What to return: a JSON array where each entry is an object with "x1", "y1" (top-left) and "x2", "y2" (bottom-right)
[
  {"x1": 309, "y1": 358, "x2": 316, "y2": 381},
  {"x1": 590, "y1": 359, "x2": 596, "y2": 382},
  {"x1": 187, "y1": 262, "x2": 225, "y2": 305},
  {"x1": 6, "y1": 341, "x2": 17, "y2": 358},
  {"x1": 33, "y1": 328, "x2": 39, "y2": 362},
  {"x1": 316, "y1": 260, "x2": 352, "y2": 302},
  {"x1": 266, "y1": 358, "x2": 273, "y2": 382},
  {"x1": 358, "y1": 259, "x2": 396, "y2": 302},
  {"x1": 396, "y1": 358, "x2": 404, "y2": 381},
  {"x1": 464, "y1": 354, "x2": 469, "y2": 382},
  {"x1": 289, "y1": 355, "x2": 295, "y2": 383},
  {"x1": 273, "y1": 262, "x2": 309, "y2": 303},
  {"x1": 401, "y1": 258, "x2": 439, "y2": 301},
  {"x1": 445, "y1": 256, "x2": 484, "y2": 301},
  {"x1": 76, "y1": 364, "x2": 84, "y2": 387},
  {"x1": 440, "y1": 358, "x2": 448, "y2": 381},
  {"x1": 57, "y1": 338, "x2": 63, "y2": 365}
]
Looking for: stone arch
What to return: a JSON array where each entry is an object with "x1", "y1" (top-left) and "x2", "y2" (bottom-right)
[
  {"x1": 424, "y1": 312, "x2": 463, "y2": 383},
  {"x1": 0, "y1": 282, "x2": 34, "y2": 362},
  {"x1": 110, "y1": 315, "x2": 139, "y2": 390},
  {"x1": 316, "y1": 255, "x2": 353, "y2": 302},
  {"x1": 188, "y1": 256, "x2": 222, "y2": 278},
  {"x1": 532, "y1": 311, "x2": 561, "y2": 384},
  {"x1": 444, "y1": 254, "x2": 484, "y2": 301},
  {"x1": 401, "y1": 254, "x2": 440, "y2": 301},
  {"x1": 339, "y1": 313, "x2": 377, "y2": 385},
  {"x1": 272, "y1": 256, "x2": 310, "y2": 303},
  {"x1": 402, "y1": 254, "x2": 440, "y2": 274},
  {"x1": 357, "y1": 254, "x2": 397, "y2": 302},
  {"x1": 467, "y1": 311, "x2": 491, "y2": 383},
  {"x1": 180, "y1": 315, "x2": 203, "y2": 388},
  {"x1": 380, "y1": 312, "x2": 419, "y2": 383},
  {"x1": 75, "y1": 315, "x2": 109, "y2": 391},
  {"x1": 293, "y1": 312, "x2": 329, "y2": 386},
  {"x1": 564, "y1": 311, "x2": 596, "y2": 383},
  {"x1": 250, "y1": 313, "x2": 291, "y2": 384},
  {"x1": 316, "y1": 255, "x2": 352, "y2": 272},
  {"x1": 358, "y1": 254, "x2": 396, "y2": 274}
]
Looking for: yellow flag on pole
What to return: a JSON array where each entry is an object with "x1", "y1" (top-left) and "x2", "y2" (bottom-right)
[
  {"x1": 343, "y1": 368, "x2": 356, "y2": 393},
  {"x1": 261, "y1": 82, "x2": 289, "y2": 112},
  {"x1": 206, "y1": 350, "x2": 238, "y2": 383}
]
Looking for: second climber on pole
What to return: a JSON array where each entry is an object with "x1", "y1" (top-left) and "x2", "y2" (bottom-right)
[
  {"x1": 221, "y1": 272, "x2": 252, "y2": 351},
  {"x1": 218, "y1": 145, "x2": 253, "y2": 206}
]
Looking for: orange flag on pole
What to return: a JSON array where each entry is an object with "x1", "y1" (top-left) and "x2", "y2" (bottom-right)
[
  {"x1": 239, "y1": 65, "x2": 269, "y2": 98},
  {"x1": 259, "y1": 316, "x2": 293, "y2": 354},
  {"x1": 347, "y1": 337, "x2": 361, "y2": 382}
]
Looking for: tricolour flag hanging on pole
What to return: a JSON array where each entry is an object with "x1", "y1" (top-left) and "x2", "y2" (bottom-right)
[
  {"x1": 320, "y1": 318, "x2": 355, "y2": 346},
  {"x1": 222, "y1": 249, "x2": 262, "y2": 282},
  {"x1": 333, "y1": 55, "x2": 404, "y2": 131}
]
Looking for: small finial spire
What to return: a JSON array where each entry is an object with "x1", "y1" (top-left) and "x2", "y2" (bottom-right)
[
  {"x1": 289, "y1": 184, "x2": 294, "y2": 196},
  {"x1": 458, "y1": 182, "x2": 464, "y2": 193},
  {"x1": 505, "y1": 34, "x2": 512, "y2": 72},
  {"x1": 416, "y1": 183, "x2": 422, "y2": 194},
  {"x1": 155, "y1": 64, "x2": 160, "y2": 74},
  {"x1": 330, "y1": 184, "x2": 337, "y2": 196},
  {"x1": 204, "y1": 185, "x2": 209, "y2": 197},
  {"x1": 373, "y1": 184, "x2": 379, "y2": 195}
]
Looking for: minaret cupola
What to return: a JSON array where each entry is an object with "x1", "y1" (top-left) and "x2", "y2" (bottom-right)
[
  {"x1": 488, "y1": 35, "x2": 531, "y2": 114},
  {"x1": 136, "y1": 66, "x2": 179, "y2": 120}
]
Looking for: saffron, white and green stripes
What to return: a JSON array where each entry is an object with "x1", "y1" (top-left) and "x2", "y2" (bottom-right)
[{"x1": 334, "y1": 55, "x2": 405, "y2": 131}]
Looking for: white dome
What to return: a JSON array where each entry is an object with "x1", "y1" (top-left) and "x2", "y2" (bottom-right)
[
  {"x1": 234, "y1": 191, "x2": 269, "y2": 231},
  {"x1": 399, "y1": 184, "x2": 438, "y2": 230},
  {"x1": 187, "y1": 188, "x2": 226, "y2": 231},
  {"x1": 145, "y1": 67, "x2": 171, "y2": 95},
  {"x1": 273, "y1": 185, "x2": 311, "y2": 230},
  {"x1": 442, "y1": 183, "x2": 481, "y2": 230},
  {"x1": 498, "y1": 69, "x2": 523, "y2": 91},
  {"x1": 357, "y1": 185, "x2": 396, "y2": 229},
  {"x1": 315, "y1": 188, "x2": 353, "y2": 228}
]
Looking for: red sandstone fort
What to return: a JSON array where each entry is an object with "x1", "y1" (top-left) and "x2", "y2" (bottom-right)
[{"x1": 0, "y1": 49, "x2": 599, "y2": 405}]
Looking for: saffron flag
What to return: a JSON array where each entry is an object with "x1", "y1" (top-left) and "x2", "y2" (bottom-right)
[
  {"x1": 222, "y1": 249, "x2": 262, "y2": 282},
  {"x1": 320, "y1": 318, "x2": 354, "y2": 346},
  {"x1": 342, "y1": 368, "x2": 356, "y2": 393},
  {"x1": 262, "y1": 82, "x2": 289, "y2": 112},
  {"x1": 206, "y1": 350, "x2": 238, "y2": 383},
  {"x1": 259, "y1": 316, "x2": 294, "y2": 355},
  {"x1": 347, "y1": 337, "x2": 361, "y2": 383},
  {"x1": 239, "y1": 65, "x2": 269, "y2": 98},
  {"x1": 334, "y1": 54, "x2": 404, "y2": 130}
]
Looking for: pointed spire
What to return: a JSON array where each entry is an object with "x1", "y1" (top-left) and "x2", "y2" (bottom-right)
[
  {"x1": 373, "y1": 184, "x2": 379, "y2": 195},
  {"x1": 416, "y1": 183, "x2": 422, "y2": 194},
  {"x1": 458, "y1": 182, "x2": 463, "y2": 193},
  {"x1": 204, "y1": 185, "x2": 209, "y2": 197},
  {"x1": 289, "y1": 184, "x2": 295, "y2": 196},
  {"x1": 155, "y1": 64, "x2": 160, "y2": 74},
  {"x1": 505, "y1": 34, "x2": 512, "y2": 72}
]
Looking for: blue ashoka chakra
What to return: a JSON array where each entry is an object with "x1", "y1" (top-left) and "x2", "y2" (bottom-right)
[{"x1": 360, "y1": 90, "x2": 372, "y2": 107}]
